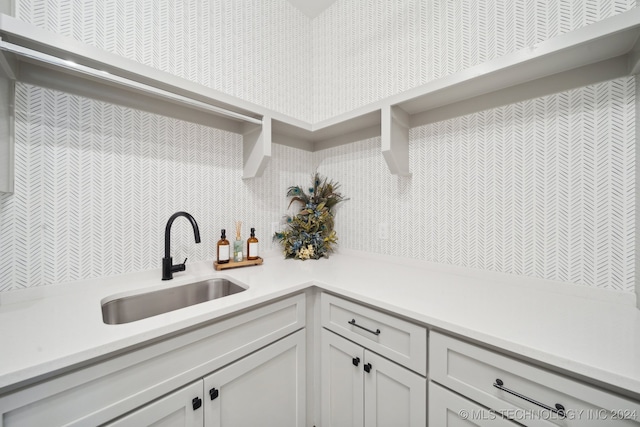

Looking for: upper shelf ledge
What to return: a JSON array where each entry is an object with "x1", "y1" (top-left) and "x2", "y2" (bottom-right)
[
  {"x1": 0, "y1": 13, "x2": 281, "y2": 179},
  {"x1": 274, "y1": 8, "x2": 640, "y2": 175},
  {"x1": 393, "y1": 6, "x2": 640, "y2": 116},
  {"x1": 1, "y1": 9, "x2": 640, "y2": 181}
]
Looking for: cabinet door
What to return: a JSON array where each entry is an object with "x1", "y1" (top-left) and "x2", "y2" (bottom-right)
[
  {"x1": 104, "y1": 381, "x2": 203, "y2": 427},
  {"x1": 203, "y1": 330, "x2": 305, "y2": 427},
  {"x1": 430, "y1": 382, "x2": 518, "y2": 427},
  {"x1": 321, "y1": 329, "x2": 365, "y2": 427},
  {"x1": 364, "y1": 350, "x2": 426, "y2": 427}
]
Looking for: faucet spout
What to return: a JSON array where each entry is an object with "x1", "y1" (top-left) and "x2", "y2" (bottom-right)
[{"x1": 162, "y1": 211, "x2": 201, "y2": 280}]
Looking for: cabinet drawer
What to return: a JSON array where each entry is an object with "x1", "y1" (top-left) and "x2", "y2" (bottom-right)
[
  {"x1": 321, "y1": 293, "x2": 427, "y2": 375},
  {"x1": 430, "y1": 332, "x2": 640, "y2": 426},
  {"x1": 0, "y1": 293, "x2": 305, "y2": 427},
  {"x1": 430, "y1": 382, "x2": 518, "y2": 426}
]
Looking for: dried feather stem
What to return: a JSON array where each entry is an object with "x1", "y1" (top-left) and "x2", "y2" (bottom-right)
[{"x1": 235, "y1": 221, "x2": 242, "y2": 240}]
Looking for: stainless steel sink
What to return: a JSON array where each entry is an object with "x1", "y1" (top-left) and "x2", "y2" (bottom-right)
[{"x1": 101, "y1": 279, "x2": 246, "y2": 324}]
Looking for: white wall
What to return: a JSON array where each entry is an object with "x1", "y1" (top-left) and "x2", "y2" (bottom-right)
[
  {"x1": 311, "y1": 0, "x2": 636, "y2": 121},
  {"x1": 311, "y1": 0, "x2": 636, "y2": 293},
  {"x1": 315, "y1": 77, "x2": 635, "y2": 292},
  {"x1": 312, "y1": 0, "x2": 635, "y2": 292},
  {"x1": 0, "y1": 82, "x2": 313, "y2": 291},
  {"x1": 13, "y1": 0, "x2": 313, "y2": 121},
  {"x1": 636, "y1": 74, "x2": 640, "y2": 305},
  {"x1": 0, "y1": 0, "x2": 636, "y2": 295},
  {"x1": 0, "y1": 0, "x2": 314, "y2": 292}
]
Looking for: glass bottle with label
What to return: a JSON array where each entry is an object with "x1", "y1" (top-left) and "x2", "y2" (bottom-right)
[
  {"x1": 217, "y1": 229, "x2": 230, "y2": 264},
  {"x1": 233, "y1": 221, "x2": 243, "y2": 262},
  {"x1": 247, "y1": 228, "x2": 259, "y2": 260}
]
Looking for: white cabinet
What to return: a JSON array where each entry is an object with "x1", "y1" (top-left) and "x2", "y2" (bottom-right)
[
  {"x1": 104, "y1": 381, "x2": 204, "y2": 427},
  {"x1": 0, "y1": 294, "x2": 306, "y2": 427},
  {"x1": 320, "y1": 292, "x2": 427, "y2": 427},
  {"x1": 203, "y1": 330, "x2": 305, "y2": 427},
  {"x1": 430, "y1": 331, "x2": 640, "y2": 426},
  {"x1": 363, "y1": 348, "x2": 426, "y2": 427},
  {"x1": 429, "y1": 382, "x2": 518, "y2": 427},
  {"x1": 321, "y1": 330, "x2": 426, "y2": 427},
  {"x1": 106, "y1": 330, "x2": 306, "y2": 427},
  {"x1": 321, "y1": 293, "x2": 427, "y2": 376},
  {"x1": 321, "y1": 329, "x2": 364, "y2": 427}
]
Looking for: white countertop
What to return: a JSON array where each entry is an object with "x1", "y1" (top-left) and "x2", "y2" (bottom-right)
[{"x1": 0, "y1": 251, "x2": 639, "y2": 399}]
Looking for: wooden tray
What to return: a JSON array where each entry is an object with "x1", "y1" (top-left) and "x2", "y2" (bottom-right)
[{"x1": 213, "y1": 257, "x2": 263, "y2": 271}]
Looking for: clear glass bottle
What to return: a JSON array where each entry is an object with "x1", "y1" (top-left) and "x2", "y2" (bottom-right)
[
  {"x1": 233, "y1": 221, "x2": 243, "y2": 262},
  {"x1": 247, "y1": 227, "x2": 259, "y2": 260},
  {"x1": 217, "y1": 229, "x2": 230, "y2": 264}
]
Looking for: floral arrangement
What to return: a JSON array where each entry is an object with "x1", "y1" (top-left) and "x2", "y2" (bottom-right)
[{"x1": 274, "y1": 173, "x2": 348, "y2": 260}]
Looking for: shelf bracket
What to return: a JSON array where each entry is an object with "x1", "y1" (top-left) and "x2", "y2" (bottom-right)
[
  {"x1": 0, "y1": 48, "x2": 14, "y2": 193},
  {"x1": 628, "y1": 34, "x2": 640, "y2": 75},
  {"x1": 0, "y1": 45, "x2": 16, "y2": 79},
  {"x1": 381, "y1": 105, "x2": 411, "y2": 176},
  {"x1": 242, "y1": 116, "x2": 271, "y2": 179}
]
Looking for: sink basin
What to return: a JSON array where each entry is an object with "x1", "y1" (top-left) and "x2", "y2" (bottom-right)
[{"x1": 101, "y1": 279, "x2": 246, "y2": 324}]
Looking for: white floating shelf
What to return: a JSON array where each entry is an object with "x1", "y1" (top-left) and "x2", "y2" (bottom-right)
[
  {"x1": 0, "y1": 15, "x2": 265, "y2": 125},
  {"x1": 0, "y1": 14, "x2": 273, "y2": 181},
  {"x1": 274, "y1": 8, "x2": 640, "y2": 174},
  {"x1": 1, "y1": 8, "x2": 640, "y2": 188},
  {"x1": 394, "y1": 7, "x2": 640, "y2": 116}
]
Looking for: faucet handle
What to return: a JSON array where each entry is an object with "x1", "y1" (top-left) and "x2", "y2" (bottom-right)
[{"x1": 171, "y1": 258, "x2": 188, "y2": 273}]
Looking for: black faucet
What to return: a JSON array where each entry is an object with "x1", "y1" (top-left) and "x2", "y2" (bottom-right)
[{"x1": 162, "y1": 211, "x2": 201, "y2": 280}]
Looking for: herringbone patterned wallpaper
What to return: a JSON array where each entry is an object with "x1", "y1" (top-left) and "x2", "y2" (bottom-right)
[
  {"x1": 0, "y1": 0, "x2": 636, "y2": 293},
  {"x1": 315, "y1": 77, "x2": 635, "y2": 292},
  {"x1": 312, "y1": 0, "x2": 635, "y2": 121},
  {"x1": 15, "y1": 0, "x2": 313, "y2": 121},
  {"x1": 0, "y1": 83, "x2": 313, "y2": 291}
]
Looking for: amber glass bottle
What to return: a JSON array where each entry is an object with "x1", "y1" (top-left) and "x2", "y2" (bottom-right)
[
  {"x1": 247, "y1": 228, "x2": 259, "y2": 260},
  {"x1": 217, "y1": 229, "x2": 230, "y2": 264}
]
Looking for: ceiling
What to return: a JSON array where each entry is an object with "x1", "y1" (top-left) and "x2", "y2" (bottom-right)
[{"x1": 287, "y1": 0, "x2": 337, "y2": 18}]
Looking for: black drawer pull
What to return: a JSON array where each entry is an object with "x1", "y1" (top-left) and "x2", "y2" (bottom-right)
[
  {"x1": 348, "y1": 319, "x2": 380, "y2": 336},
  {"x1": 352, "y1": 357, "x2": 360, "y2": 367},
  {"x1": 493, "y1": 379, "x2": 566, "y2": 418},
  {"x1": 364, "y1": 363, "x2": 372, "y2": 373},
  {"x1": 209, "y1": 387, "x2": 219, "y2": 400},
  {"x1": 192, "y1": 397, "x2": 202, "y2": 410}
]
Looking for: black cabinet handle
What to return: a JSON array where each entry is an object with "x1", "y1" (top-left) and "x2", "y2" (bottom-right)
[
  {"x1": 352, "y1": 357, "x2": 360, "y2": 367},
  {"x1": 364, "y1": 363, "x2": 372, "y2": 373},
  {"x1": 493, "y1": 379, "x2": 565, "y2": 418},
  {"x1": 348, "y1": 319, "x2": 380, "y2": 336},
  {"x1": 209, "y1": 388, "x2": 219, "y2": 400},
  {"x1": 192, "y1": 397, "x2": 202, "y2": 410}
]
